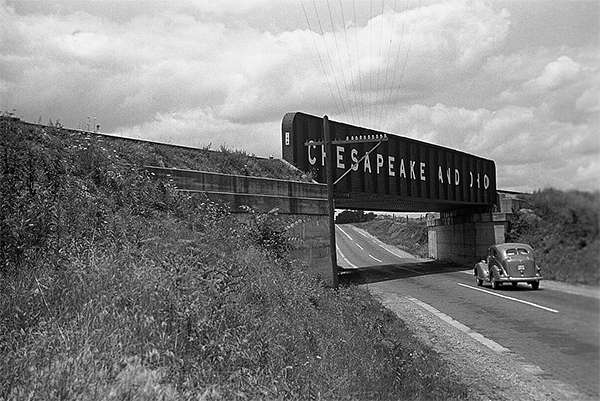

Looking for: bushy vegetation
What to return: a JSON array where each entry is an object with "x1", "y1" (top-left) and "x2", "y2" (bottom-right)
[
  {"x1": 0, "y1": 120, "x2": 469, "y2": 400},
  {"x1": 506, "y1": 188, "x2": 599, "y2": 285},
  {"x1": 356, "y1": 190, "x2": 599, "y2": 286},
  {"x1": 335, "y1": 210, "x2": 376, "y2": 224},
  {"x1": 2, "y1": 118, "x2": 311, "y2": 182},
  {"x1": 355, "y1": 217, "x2": 429, "y2": 258}
]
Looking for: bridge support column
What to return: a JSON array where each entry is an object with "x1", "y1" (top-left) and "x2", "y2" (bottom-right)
[{"x1": 427, "y1": 211, "x2": 511, "y2": 266}]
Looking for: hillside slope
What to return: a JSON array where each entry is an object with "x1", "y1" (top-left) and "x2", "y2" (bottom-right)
[
  {"x1": 0, "y1": 119, "x2": 470, "y2": 400},
  {"x1": 356, "y1": 190, "x2": 599, "y2": 286},
  {"x1": 355, "y1": 217, "x2": 429, "y2": 258},
  {"x1": 506, "y1": 189, "x2": 599, "y2": 285}
]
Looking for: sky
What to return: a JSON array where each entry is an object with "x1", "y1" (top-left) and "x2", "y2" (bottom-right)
[{"x1": 1, "y1": 0, "x2": 598, "y2": 193}]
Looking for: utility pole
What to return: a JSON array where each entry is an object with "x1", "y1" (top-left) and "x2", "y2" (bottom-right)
[
  {"x1": 324, "y1": 115, "x2": 339, "y2": 289},
  {"x1": 303, "y1": 116, "x2": 387, "y2": 288}
]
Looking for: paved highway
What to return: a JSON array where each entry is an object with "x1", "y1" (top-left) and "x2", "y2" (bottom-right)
[{"x1": 336, "y1": 223, "x2": 600, "y2": 399}]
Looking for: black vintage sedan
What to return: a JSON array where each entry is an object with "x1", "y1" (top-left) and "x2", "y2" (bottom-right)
[{"x1": 474, "y1": 243, "x2": 543, "y2": 290}]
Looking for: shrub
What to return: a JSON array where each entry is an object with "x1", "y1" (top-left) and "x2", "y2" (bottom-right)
[
  {"x1": 336, "y1": 209, "x2": 376, "y2": 224},
  {"x1": 506, "y1": 188, "x2": 599, "y2": 285},
  {"x1": 0, "y1": 119, "x2": 469, "y2": 400}
]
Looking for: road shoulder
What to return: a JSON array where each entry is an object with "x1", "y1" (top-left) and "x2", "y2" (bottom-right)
[
  {"x1": 365, "y1": 283, "x2": 593, "y2": 401},
  {"x1": 542, "y1": 280, "x2": 600, "y2": 299}
]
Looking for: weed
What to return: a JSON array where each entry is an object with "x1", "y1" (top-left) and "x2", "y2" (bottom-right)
[
  {"x1": 506, "y1": 188, "x2": 599, "y2": 285},
  {"x1": 1, "y1": 119, "x2": 470, "y2": 400}
]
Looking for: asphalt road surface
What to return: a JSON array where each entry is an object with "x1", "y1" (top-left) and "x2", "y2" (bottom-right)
[{"x1": 336, "y1": 223, "x2": 600, "y2": 399}]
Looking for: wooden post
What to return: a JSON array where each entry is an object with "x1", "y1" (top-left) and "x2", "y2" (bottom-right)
[{"x1": 324, "y1": 115, "x2": 338, "y2": 288}]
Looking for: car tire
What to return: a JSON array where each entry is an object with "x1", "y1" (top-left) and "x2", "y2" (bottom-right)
[
  {"x1": 491, "y1": 277, "x2": 500, "y2": 290},
  {"x1": 511, "y1": 282, "x2": 518, "y2": 288},
  {"x1": 531, "y1": 281, "x2": 540, "y2": 290},
  {"x1": 477, "y1": 278, "x2": 483, "y2": 286}
]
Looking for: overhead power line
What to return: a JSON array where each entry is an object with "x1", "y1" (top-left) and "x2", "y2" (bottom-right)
[
  {"x1": 352, "y1": 0, "x2": 365, "y2": 127},
  {"x1": 311, "y1": 0, "x2": 347, "y2": 117},
  {"x1": 340, "y1": 0, "x2": 361, "y2": 126},
  {"x1": 379, "y1": 0, "x2": 399, "y2": 130},
  {"x1": 301, "y1": 0, "x2": 340, "y2": 115},
  {"x1": 327, "y1": 0, "x2": 355, "y2": 125},
  {"x1": 387, "y1": 0, "x2": 422, "y2": 132},
  {"x1": 301, "y1": 0, "x2": 421, "y2": 134},
  {"x1": 383, "y1": 0, "x2": 411, "y2": 130}
]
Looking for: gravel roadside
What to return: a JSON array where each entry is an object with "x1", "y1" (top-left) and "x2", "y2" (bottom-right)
[
  {"x1": 344, "y1": 225, "x2": 598, "y2": 400},
  {"x1": 366, "y1": 283, "x2": 596, "y2": 401}
]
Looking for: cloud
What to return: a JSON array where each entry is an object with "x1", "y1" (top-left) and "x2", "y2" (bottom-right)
[
  {"x1": 523, "y1": 55, "x2": 581, "y2": 92},
  {"x1": 0, "y1": 0, "x2": 511, "y2": 128},
  {"x1": 119, "y1": 108, "x2": 281, "y2": 156},
  {"x1": 1, "y1": 2, "x2": 239, "y2": 126},
  {"x1": 577, "y1": 86, "x2": 600, "y2": 114},
  {"x1": 384, "y1": 102, "x2": 599, "y2": 191},
  {"x1": 0, "y1": 0, "x2": 597, "y2": 193}
]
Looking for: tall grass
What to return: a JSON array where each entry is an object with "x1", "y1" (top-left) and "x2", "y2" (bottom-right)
[
  {"x1": 355, "y1": 217, "x2": 429, "y2": 258},
  {"x1": 0, "y1": 120, "x2": 469, "y2": 400},
  {"x1": 506, "y1": 188, "x2": 599, "y2": 285}
]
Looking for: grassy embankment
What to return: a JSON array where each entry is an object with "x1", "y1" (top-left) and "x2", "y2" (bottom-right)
[
  {"x1": 356, "y1": 192, "x2": 599, "y2": 286},
  {"x1": 506, "y1": 189, "x2": 599, "y2": 285},
  {"x1": 1, "y1": 120, "x2": 470, "y2": 400},
  {"x1": 355, "y1": 217, "x2": 429, "y2": 259}
]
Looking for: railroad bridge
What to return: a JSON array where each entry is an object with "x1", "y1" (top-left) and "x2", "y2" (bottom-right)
[
  {"x1": 281, "y1": 112, "x2": 518, "y2": 283},
  {"x1": 149, "y1": 112, "x2": 522, "y2": 286}
]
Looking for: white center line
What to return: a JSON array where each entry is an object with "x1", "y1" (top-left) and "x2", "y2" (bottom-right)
[
  {"x1": 356, "y1": 243, "x2": 364, "y2": 251},
  {"x1": 369, "y1": 254, "x2": 383, "y2": 263},
  {"x1": 457, "y1": 283, "x2": 559, "y2": 313}
]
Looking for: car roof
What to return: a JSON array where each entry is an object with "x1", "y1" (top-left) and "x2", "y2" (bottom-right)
[{"x1": 493, "y1": 243, "x2": 533, "y2": 252}]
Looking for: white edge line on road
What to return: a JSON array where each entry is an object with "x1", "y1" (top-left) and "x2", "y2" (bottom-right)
[
  {"x1": 406, "y1": 296, "x2": 510, "y2": 353},
  {"x1": 336, "y1": 226, "x2": 353, "y2": 241},
  {"x1": 352, "y1": 226, "x2": 369, "y2": 238},
  {"x1": 349, "y1": 225, "x2": 415, "y2": 259},
  {"x1": 376, "y1": 242, "x2": 406, "y2": 259},
  {"x1": 457, "y1": 283, "x2": 559, "y2": 314},
  {"x1": 344, "y1": 226, "x2": 424, "y2": 273},
  {"x1": 336, "y1": 244, "x2": 359, "y2": 270}
]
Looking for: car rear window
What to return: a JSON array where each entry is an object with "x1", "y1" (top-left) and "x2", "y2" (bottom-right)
[{"x1": 505, "y1": 248, "x2": 530, "y2": 256}]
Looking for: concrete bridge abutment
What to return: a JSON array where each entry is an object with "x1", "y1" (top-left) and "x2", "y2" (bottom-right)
[
  {"x1": 426, "y1": 210, "x2": 511, "y2": 266},
  {"x1": 145, "y1": 166, "x2": 334, "y2": 285},
  {"x1": 426, "y1": 192, "x2": 525, "y2": 266}
]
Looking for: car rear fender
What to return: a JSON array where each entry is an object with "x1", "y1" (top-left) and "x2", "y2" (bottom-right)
[
  {"x1": 491, "y1": 263, "x2": 505, "y2": 278},
  {"x1": 474, "y1": 262, "x2": 490, "y2": 279}
]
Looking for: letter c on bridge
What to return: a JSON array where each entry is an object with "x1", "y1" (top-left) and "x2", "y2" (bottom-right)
[{"x1": 308, "y1": 141, "x2": 317, "y2": 165}]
